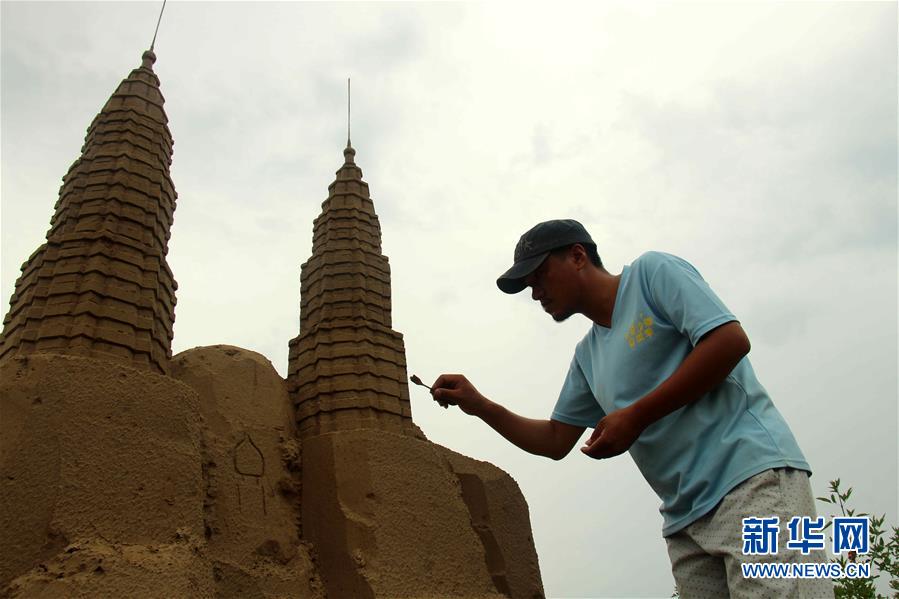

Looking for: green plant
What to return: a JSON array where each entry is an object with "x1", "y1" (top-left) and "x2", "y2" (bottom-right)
[{"x1": 817, "y1": 478, "x2": 899, "y2": 598}]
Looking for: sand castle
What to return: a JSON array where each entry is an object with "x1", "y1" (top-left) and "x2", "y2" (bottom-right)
[{"x1": 0, "y1": 50, "x2": 544, "y2": 598}]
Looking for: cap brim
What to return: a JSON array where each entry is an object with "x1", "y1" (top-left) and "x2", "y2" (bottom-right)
[{"x1": 496, "y1": 252, "x2": 549, "y2": 294}]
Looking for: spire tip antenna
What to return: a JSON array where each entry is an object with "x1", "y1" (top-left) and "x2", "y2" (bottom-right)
[
  {"x1": 150, "y1": 0, "x2": 167, "y2": 52},
  {"x1": 347, "y1": 77, "x2": 352, "y2": 148}
]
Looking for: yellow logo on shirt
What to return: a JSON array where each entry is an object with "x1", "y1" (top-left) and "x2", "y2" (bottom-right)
[{"x1": 626, "y1": 313, "x2": 654, "y2": 349}]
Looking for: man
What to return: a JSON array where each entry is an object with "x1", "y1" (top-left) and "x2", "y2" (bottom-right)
[{"x1": 431, "y1": 219, "x2": 832, "y2": 598}]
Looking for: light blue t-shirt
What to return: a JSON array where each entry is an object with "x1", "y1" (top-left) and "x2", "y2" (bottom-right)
[{"x1": 552, "y1": 251, "x2": 810, "y2": 536}]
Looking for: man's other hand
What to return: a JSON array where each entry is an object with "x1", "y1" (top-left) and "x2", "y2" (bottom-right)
[{"x1": 580, "y1": 406, "x2": 644, "y2": 459}]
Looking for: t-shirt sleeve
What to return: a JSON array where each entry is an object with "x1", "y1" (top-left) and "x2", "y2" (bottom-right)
[
  {"x1": 551, "y1": 353, "x2": 606, "y2": 427},
  {"x1": 645, "y1": 252, "x2": 737, "y2": 346}
]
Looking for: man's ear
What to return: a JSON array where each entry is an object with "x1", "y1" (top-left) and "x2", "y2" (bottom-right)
[{"x1": 570, "y1": 244, "x2": 588, "y2": 270}]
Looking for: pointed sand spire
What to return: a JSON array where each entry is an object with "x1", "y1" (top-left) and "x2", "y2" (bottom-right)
[
  {"x1": 0, "y1": 50, "x2": 179, "y2": 374},
  {"x1": 287, "y1": 142, "x2": 414, "y2": 438}
]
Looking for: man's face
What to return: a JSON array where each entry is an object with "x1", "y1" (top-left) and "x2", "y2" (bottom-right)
[{"x1": 524, "y1": 250, "x2": 577, "y2": 322}]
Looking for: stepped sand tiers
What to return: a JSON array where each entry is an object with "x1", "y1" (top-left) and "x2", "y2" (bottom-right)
[
  {"x1": 0, "y1": 50, "x2": 178, "y2": 376},
  {"x1": 287, "y1": 144, "x2": 414, "y2": 438}
]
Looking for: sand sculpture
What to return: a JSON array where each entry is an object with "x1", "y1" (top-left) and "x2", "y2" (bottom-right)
[{"x1": 0, "y1": 50, "x2": 544, "y2": 598}]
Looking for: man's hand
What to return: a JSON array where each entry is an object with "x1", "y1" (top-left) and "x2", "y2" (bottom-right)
[
  {"x1": 431, "y1": 374, "x2": 489, "y2": 416},
  {"x1": 580, "y1": 406, "x2": 645, "y2": 459},
  {"x1": 429, "y1": 373, "x2": 586, "y2": 459}
]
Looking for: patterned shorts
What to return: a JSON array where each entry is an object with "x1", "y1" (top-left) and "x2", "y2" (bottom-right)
[{"x1": 666, "y1": 468, "x2": 835, "y2": 598}]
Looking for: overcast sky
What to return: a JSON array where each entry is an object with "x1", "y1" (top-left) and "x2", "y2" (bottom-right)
[{"x1": 2, "y1": 2, "x2": 896, "y2": 597}]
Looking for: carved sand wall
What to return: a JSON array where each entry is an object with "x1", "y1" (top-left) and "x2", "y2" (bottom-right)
[
  {"x1": 302, "y1": 429, "x2": 504, "y2": 598},
  {"x1": 0, "y1": 51, "x2": 178, "y2": 375},
  {"x1": 438, "y1": 446, "x2": 546, "y2": 599},
  {"x1": 171, "y1": 345, "x2": 323, "y2": 598},
  {"x1": 287, "y1": 144, "x2": 414, "y2": 438},
  {"x1": 0, "y1": 353, "x2": 207, "y2": 595}
]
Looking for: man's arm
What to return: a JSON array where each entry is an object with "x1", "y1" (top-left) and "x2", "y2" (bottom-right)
[
  {"x1": 580, "y1": 320, "x2": 751, "y2": 459},
  {"x1": 432, "y1": 374, "x2": 586, "y2": 460}
]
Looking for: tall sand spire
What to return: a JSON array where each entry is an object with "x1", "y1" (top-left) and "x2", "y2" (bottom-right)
[
  {"x1": 0, "y1": 50, "x2": 178, "y2": 375},
  {"x1": 287, "y1": 142, "x2": 414, "y2": 438}
]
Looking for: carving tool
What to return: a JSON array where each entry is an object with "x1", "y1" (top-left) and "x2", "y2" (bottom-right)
[{"x1": 410, "y1": 374, "x2": 449, "y2": 409}]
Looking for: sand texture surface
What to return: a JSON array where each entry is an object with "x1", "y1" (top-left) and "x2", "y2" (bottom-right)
[
  {"x1": 171, "y1": 345, "x2": 324, "y2": 598},
  {"x1": 303, "y1": 429, "x2": 502, "y2": 598},
  {"x1": 0, "y1": 353, "x2": 206, "y2": 595},
  {"x1": 0, "y1": 348, "x2": 542, "y2": 598}
]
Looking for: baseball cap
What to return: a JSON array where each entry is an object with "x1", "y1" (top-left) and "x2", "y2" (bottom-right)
[{"x1": 496, "y1": 219, "x2": 595, "y2": 294}]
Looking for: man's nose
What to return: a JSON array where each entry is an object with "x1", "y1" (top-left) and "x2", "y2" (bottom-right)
[{"x1": 530, "y1": 285, "x2": 543, "y2": 301}]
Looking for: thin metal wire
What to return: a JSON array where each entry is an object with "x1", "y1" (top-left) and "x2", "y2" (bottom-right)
[
  {"x1": 347, "y1": 78, "x2": 352, "y2": 146},
  {"x1": 150, "y1": 0, "x2": 167, "y2": 51}
]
